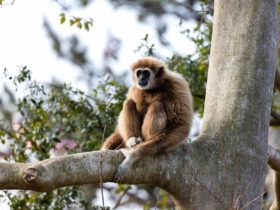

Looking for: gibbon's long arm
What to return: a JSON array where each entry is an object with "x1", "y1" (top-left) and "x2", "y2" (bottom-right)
[
  {"x1": 118, "y1": 99, "x2": 142, "y2": 141},
  {"x1": 101, "y1": 99, "x2": 142, "y2": 150}
]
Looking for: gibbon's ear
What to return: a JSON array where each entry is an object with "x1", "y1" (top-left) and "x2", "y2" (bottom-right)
[{"x1": 156, "y1": 66, "x2": 165, "y2": 77}]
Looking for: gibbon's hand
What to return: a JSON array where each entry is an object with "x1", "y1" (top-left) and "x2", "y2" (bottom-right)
[
  {"x1": 126, "y1": 136, "x2": 143, "y2": 148},
  {"x1": 114, "y1": 148, "x2": 139, "y2": 182}
]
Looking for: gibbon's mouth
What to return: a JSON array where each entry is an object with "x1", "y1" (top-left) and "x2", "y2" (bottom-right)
[{"x1": 138, "y1": 81, "x2": 148, "y2": 87}]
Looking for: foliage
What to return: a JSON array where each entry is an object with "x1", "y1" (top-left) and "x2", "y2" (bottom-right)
[
  {"x1": 0, "y1": 68, "x2": 127, "y2": 209},
  {"x1": 169, "y1": 18, "x2": 211, "y2": 115},
  {"x1": 59, "y1": 13, "x2": 93, "y2": 31},
  {"x1": 135, "y1": 34, "x2": 156, "y2": 56},
  {"x1": 5, "y1": 187, "x2": 81, "y2": 210}
]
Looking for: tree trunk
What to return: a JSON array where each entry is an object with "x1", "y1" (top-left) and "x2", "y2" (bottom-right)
[
  {"x1": 0, "y1": 1, "x2": 278, "y2": 210},
  {"x1": 188, "y1": 0, "x2": 278, "y2": 209}
]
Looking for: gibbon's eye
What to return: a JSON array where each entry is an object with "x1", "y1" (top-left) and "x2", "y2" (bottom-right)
[
  {"x1": 136, "y1": 69, "x2": 150, "y2": 80},
  {"x1": 136, "y1": 70, "x2": 142, "y2": 78},
  {"x1": 142, "y1": 70, "x2": 150, "y2": 78}
]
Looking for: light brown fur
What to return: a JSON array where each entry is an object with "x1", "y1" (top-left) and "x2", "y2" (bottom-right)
[{"x1": 102, "y1": 57, "x2": 193, "y2": 158}]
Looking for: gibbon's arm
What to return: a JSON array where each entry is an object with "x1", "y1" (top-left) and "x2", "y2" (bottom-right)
[
  {"x1": 118, "y1": 99, "x2": 142, "y2": 144},
  {"x1": 141, "y1": 100, "x2": 167, "y2": 141},
  {"x1": 101, "y1": 99, "x2": 142, "y2": 150}
]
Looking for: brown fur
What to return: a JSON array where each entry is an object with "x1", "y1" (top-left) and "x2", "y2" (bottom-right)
[{"x1": 102, "y1": 57, "x2": 193, "y2": 157}]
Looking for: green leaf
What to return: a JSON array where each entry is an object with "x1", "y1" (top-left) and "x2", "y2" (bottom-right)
[
  {"x1": 75, "y1": 18, "x2": 81, "y2": 23},
  {"x1": 77, "y1": 22, "x2": 82, "y2": 29},
  {"x1": 60, "y1": 13, "x2": 66, "y2": 24},
  {"x1": 84, "y1": 20, "x2": 93, "y2": 31},
  {"x1": 84, "y1": 22, "x2": 90, "y2": 31},
  {"x1": 70, "y1": 19, "x2": 75, "y2": 26},
  {"x1": 30, "y1": 99, "x2": 37, "y2": 106}
]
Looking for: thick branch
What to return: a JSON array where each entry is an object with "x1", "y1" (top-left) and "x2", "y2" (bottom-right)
[
  {"x1": 0, "y1": 140, "x2": 215, "y2": 210},
  {"x1": 1, "y1": 140, "x2": 280, "y2": 209},
  {"x1": 0, "y1": 151, "x2": 124, "y2": 191},
  {"x1": 0, "y1": 144, "x2": 197, "y2": 194}
]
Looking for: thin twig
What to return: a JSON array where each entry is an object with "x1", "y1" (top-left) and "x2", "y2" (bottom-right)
[
  {"x1": 99, "y1": 124, "x2": 107, "y2": 210},
  {"x1": 153, "y1": 187, "x2": 161, "y2": 210},
  {"x1": 112, "y1": 186, "x2": 131, "y2": 209},
  {"x1": 0, "y1": 0, "x2": 15, "y2": 8},
  {"x1": 233, "y1": 178, "x2": 256, "y2": 209},
  {"x1": 29, "y1": 82, "x2": 96, "y2": 101},
  {"x1": 239, "y1": 192, "x2": 265, "y2": 210}
]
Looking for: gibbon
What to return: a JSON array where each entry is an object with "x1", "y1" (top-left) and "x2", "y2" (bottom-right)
[{"x1": 101, "y1": 57, "x2": 193, "y2": 180}]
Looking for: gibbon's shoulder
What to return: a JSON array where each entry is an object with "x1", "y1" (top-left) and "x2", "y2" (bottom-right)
[
  {"x1": 161, "y1": 70, "x2": 192, "y2": 101},
  {"x1": 164, "y1": 70, "x2": 190, "y2": 91},
  {"x1": 130, "y1": 57, "x2": 166, "y2": 71},
  {"x1": 165, "y1": 69, "x2": 185, "y2": 81}
]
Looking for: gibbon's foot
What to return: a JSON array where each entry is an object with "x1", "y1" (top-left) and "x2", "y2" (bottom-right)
[
  {"x1": 100, "y1": 147, "x2": 107, "y2": 151},
  {"x1": 114, "y1": 148, "x2": 136, "y2": 182},
  {"x1": 120, "y1": 148, "x2": 131, "y2": 158},
  {"x1": 126, "y1": 137, "x2": 143, "y2": 148},
  {"x1": 114, "y1": 157, "x2": 132, "y2": 182}
]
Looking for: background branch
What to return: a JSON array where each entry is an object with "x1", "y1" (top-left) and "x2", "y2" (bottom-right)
[
  {"x1": 268, "y1": 145, "x2": 280, "y2": 172},
  {"x1": 274, "y1": 66, "x2": 280, "y2": 91}
]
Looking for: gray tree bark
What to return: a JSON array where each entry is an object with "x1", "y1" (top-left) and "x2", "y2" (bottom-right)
[
  {"x1": 195, "y1": 0, "x2": 278, "y2": 209},
  {"x1": 0, "y1": 0, "x2": 278, "y2": 210}
]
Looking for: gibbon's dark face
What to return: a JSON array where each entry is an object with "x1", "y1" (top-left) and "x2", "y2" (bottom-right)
[
  {"x1": 136, "y1": 69, "x2": 150, "y2": 87},
  {"x1": 134, "y1": 68, "x2": 156, "y2": 90}
]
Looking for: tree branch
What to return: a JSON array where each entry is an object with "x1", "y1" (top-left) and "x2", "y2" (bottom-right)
[
  {"x1": 2, "y1": 141, "x2": 279, "y2": 209},
  {"x1": 0, "y1": 150, "x2": 123, "y2": 191},
  {"x1": 0, "y1": 140, "x2": 210, "y2": 210},
  {"x1": 268, "y1": 145, "x2": 280, "y2": 172},
  {"x1": 268, "y1": 145, "x2": 280, "y2": 210},
  {"x1": 0, "y1": 144, "x2": 195, "y2": 193},
  {"x1": 270, "y1": 119, "x2": 280, "y2": 126},
  {"x1": 270, "y1": 110, "x2": 280, "y2": 126},
  {"x1": 274, "y1": 66, "x2": 280, "y2": 92}
]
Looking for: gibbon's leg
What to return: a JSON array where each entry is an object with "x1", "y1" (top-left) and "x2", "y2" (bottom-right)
[
  {"x1": 114, "y1": 127, "x2": 189, "y2": 182},
  {"x1": 118, "y1": 99, "x2": 143, "y2": 148},
  {"x1": 101, "y1": 131, "x2": 124, "y2": 150},
  {"x1": 136, "y1": 125, "x2": 190, "y2": 156},
  {"x1": 141, "y1": 100, "x2": 167, "y2": 141},
  {"x1": 115, "y1": 125, "x2": 190, "y2": 182},
  {"x1": 114, "y1": 101, "x2": 168, "y2": 182}
]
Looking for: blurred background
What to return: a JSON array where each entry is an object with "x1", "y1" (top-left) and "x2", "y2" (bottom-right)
[{"x1": 1, "y1": 0, "x2": 277, "y2": 209}]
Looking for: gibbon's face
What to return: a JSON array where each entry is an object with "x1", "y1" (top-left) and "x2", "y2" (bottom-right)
[{"x1": 134, "y1": 68, "x2": 156, "y2": 90}]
